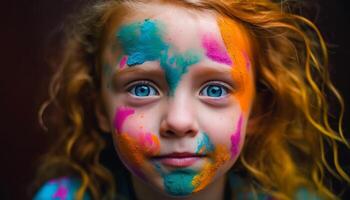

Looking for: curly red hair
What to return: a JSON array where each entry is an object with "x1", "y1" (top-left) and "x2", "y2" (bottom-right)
[{"x1": 35, "y1": 0, "x2": 349, "y2": 199}]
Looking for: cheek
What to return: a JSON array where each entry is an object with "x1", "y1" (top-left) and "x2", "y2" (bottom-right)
[
  {"x1": 230, "y1": 115, "x2": 244, "y2": 158},
  {"x1": 191, "y1": 133, "x2": 232, "y2": 192},
  {"x1": 198, "y1": 106, "x2": 241, "y2": 144},
  {"x1": 112, "y1": 107, "x2": 161, "y2": 177},
  {"x1": 208, "y1": 116, "x2": 244, "y2": 158},
  {"x1": 191, "y1": 112, "x2": 245, "y2": 192}
]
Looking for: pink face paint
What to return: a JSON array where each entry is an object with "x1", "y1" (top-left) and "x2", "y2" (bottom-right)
[
  {"x1": 138, "y1": 132, "x2": 161, "y2": 155},
  {"x1": 114, "y1": 107, "x2": 135, "y2": 134},
  {"x1": 242, "y1": 51, "x2": 251, "y2": 71},
  {"x1": 119, "y1": 55, "x2": 128, "y2": 69},
  {"x1": 53, "y1": 183, "x2": 68, "y2": 199},
  {"x1": 202, "y1": 35, "x2": 232, "y2": 66},
  {"x1": 230, "y1": 115, "x2": 243, "y2": 157}
]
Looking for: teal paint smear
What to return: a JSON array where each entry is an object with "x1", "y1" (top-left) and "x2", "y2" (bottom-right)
[
  {"x1": 116, "y1": 19, "x2": 201, "y2": 95},
  {"x1": 160, "y1": 49, "x2": 201, "y2": 95},
  {"x1": 164, "y1": 169, "x2": 196, "y2": 196},
  {"x1": 117, "y1": 19, "x2": 168, "y2": 66},
  {"x1": 196, "y1": 132, "x2": 215, "y2": 154}
]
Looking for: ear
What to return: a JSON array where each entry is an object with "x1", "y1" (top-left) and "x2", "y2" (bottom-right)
[{"x1": 95, "y1": 97, "x2": 111, "y2": 133}]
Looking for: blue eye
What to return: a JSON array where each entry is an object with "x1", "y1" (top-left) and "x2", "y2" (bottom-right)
[
  {"x1": 200, "y1": 84, "x2": 229, "y2": 98},
  {"x1": 128, "y1": 82, "x2": 159, "y2": 97}
]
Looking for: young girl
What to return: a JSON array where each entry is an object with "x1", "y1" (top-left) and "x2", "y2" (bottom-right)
[{"x1": 32, "y1": 0, "x2": 349, "y2": 199}]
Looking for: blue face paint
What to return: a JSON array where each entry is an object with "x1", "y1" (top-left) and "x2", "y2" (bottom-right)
[
  {"x1": 116, "y1": 19, "x2": 201, "y2": 95},
  {"x1": 164, "y1": 169, "x2": 196, "y2": 196},
  {"x1": 196, "y1": 133, "x2": 215, "y2": 154},
  {"x1": 160, "y1": 49, "x2": 201, "y2": 95},
  {"x1": 118, "y1": 19, "x2": 168, "y2": 66}
]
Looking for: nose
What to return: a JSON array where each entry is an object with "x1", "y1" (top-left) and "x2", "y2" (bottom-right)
[{"x1": 160, "y1": 93, "x2": 199, "y2": 138}]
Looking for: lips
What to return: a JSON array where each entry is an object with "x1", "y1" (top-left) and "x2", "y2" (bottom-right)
[{"x1": 152, "y1": 152, "x2": 206, "y2": 167}]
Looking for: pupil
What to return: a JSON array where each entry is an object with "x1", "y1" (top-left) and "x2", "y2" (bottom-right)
[
  {"x1": 208, "y1": 86, "x2": 221, "y2": 97},
  {"x1": 136, "y1": 85, "x2": 150, "y2": 96}
]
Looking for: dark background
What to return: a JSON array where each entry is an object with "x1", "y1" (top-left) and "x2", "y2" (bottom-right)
[{"x1": 1, "y1": 0, "x2": 349, "y2": 199}]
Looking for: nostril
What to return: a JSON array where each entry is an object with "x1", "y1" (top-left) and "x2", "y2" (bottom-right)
[
  {"x1": 161, "y1": 129, "x2": 197, "y2": 138},
  {"x1": 163, "y1": 130, "x2": 176, "y2": 137}
]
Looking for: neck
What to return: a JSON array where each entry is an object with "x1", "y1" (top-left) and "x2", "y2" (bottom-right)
[{"x1": 132, "y1": 174, "x2": 227, "y2": 200}]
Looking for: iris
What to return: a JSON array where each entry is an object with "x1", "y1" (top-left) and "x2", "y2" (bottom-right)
[
  {"x1": 129, "y1": 83, "x2": 159, "y2": 97},
  {"x1": 200, "y1": 84, "x2": 228, "y2": 98}
]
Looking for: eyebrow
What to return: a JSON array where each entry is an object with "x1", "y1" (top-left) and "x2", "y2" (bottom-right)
[
  {"x1": 190, "y1": 66, "x2": 233, "y2": 77},
  {"x1": 112, "y1": 66, "x2": 165, "y2": 80}
]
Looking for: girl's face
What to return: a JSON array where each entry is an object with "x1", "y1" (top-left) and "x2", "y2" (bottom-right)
[{"x1": 99, "y1": 3, "x2": 255, "y2": 197}]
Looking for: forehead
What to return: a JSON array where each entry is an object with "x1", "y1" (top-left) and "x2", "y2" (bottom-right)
[{"x1": 104, "y1": 2, "x2": 251, "y2": 55}]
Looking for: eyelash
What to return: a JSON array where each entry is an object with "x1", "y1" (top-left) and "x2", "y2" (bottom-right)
[
  {"x1": 199, "y1": 81, "x2": 232, "y2": 98},
  {"x1": 127, "y1": 80, "x2": 160, "y2": 97},
  {"x1": 125, "y1": 80, "x2": 232, "y2": 99}
]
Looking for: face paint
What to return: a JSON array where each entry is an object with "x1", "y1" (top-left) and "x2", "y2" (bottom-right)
[
  {"x1": 113, "y1": 107, "x2": 161, "y2": 180},
  {"x1": 192, "y1": 145, "x2": 231, "y2": 192},
  {"x1": 185, "y1": 134, "x2": 230, "y2": 193},
  {"x1": 218, "y1": 16, "x2": 254, "y2": 114},
  {"x1": 102, "y1": 9, "x2": 255, "y2": 198},
  {"x1": 117, "y1": 19, "x2": 168, "y2": 66},
  {"x1": 231, "y1": 115, "x2": 243, "y2": 157},
  {"x1": 53, "y1": 184, "x2": 68, "y2": 199},
  {"x1": 114, "y1": 107, "x2": 135, "y2": 134},
  {"x1": 164, "y1": 169, "x2": 197, "y2": 196},
  {"x1": 116, "y1": 19, "x2": 201, "y2": 95},
  {"x1": 201, "y1": 34, "x2": 232, "y2": 65},
  {"x1": 119, "y1": 55, "x2": 128, "y2": 69},
  {"x1": 242, "y1": 51, "x2": 251, "y2": 71},
  {"x1": 160, "y1": 49, "x2": 201, "y2": 95},
  {"x1": 196, "y1": 132, "x2": 215, "y2": 154}
]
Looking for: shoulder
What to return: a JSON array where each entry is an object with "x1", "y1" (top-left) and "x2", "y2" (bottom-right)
[
  {"x1": 228, "y1": 172, "x2": 322, "y2": 200},
  {"x1": 295, "y1": 187, "x2": 322, "y2": 200},
  {"x1": 33, "y1": 177, "x2": 91, "y2": 200}
]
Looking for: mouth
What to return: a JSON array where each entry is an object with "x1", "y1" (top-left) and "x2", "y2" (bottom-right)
[{"x1": 152, "y1": 152, "x2": 206, "y2": 168}]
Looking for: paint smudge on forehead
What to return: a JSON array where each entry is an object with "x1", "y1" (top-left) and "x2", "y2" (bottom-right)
[
  {"x1": 202, "y1": 34, "x2": 232, "y2": 66},
  {"x1": 217, "y1": 16, "x2": 254, "y2": 114},
  {"x1": 160, "y1": 49, "x2": 201, "y2": 95},
  {"x1": 117, "y1": 19, "x2": 167, "y2": 66},
  {"x1": 231, "y1": 115, "x2": 242, "y2": 157},
  {"x1": 116, "y1": 19, "x2": 201, "y2": 95},
  {"x1": 119, "y1": 55, "x2": 128, "y2": 69},
  {"x1": 114, "y1": 107, "x2": 135, "y2": 134}
]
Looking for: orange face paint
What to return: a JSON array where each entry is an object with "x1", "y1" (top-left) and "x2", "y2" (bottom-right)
[
  {"x1": 218, "y1": 16, "x2": 255, "y2": 115},
  {"x1": 192, "y1": 144, "x2": 231, "y2": 192},
  {"x1": 116, "y1": 132, "x2": 161, "y2": 179}
]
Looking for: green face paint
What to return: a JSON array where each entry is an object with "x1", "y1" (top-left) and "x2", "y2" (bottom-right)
[
  {"x1": 164, "y1": 169, "x2": 196, "y2": 196},
  {"x1": 116, "y1": 19, "x2": 201, "y2": 95}
]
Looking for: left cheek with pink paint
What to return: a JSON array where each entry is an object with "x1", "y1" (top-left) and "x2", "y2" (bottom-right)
[{"x1": 113, "y1": 106, "x2": 161, "y2": 157}]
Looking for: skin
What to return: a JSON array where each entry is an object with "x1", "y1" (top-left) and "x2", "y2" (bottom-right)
[{"x1": 97, "y1": 2, "x2": 255, "y2": 200}]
